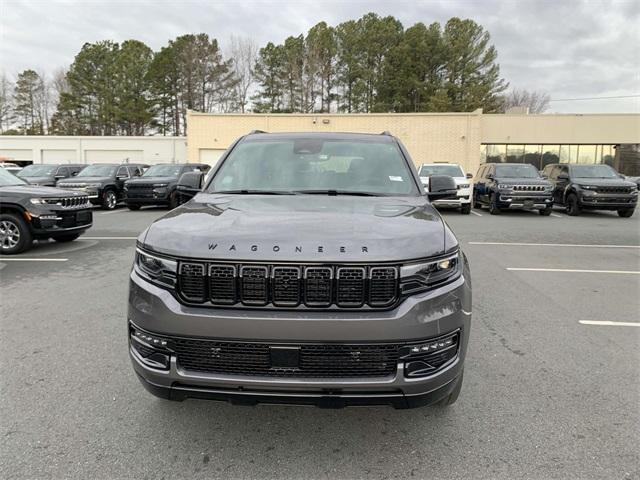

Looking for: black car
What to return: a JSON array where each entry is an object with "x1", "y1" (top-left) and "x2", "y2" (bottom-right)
[
  {"x1": 0, "y1": 167, "x2": 93, "y2": 254},
  {"x1": 542, "y1": 163, "x2": 638, "y2": 217},
  {"x1": 17, "y1": 164, "x2": 85, "y2": 186},
  {"x1": 56, "y1": 163, "x2": 148, "y2": 210},
  {"x1": 473, "y1": 163, "x2": 554, "y2": 215},
  {"x1": 124, "y1": 163, "x2": 210, "y2": 210}
]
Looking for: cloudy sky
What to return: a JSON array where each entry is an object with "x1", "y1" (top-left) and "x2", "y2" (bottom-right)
[{"x1": 1, "y1": 0, "x2": 638, "y2": 113}]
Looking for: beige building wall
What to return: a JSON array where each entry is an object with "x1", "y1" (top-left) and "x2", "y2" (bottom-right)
[{"x1": 187, "y1": 111, "x2": 484, "y2": 174}]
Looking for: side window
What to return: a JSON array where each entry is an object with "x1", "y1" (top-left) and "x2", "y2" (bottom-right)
[
  {"x1": 476, "y1": 165, "x2": 486, "y2": 179},
  {"x1": 70, "y1": 167, "x2": 80, "y2": 176},
  {"x1": 57, "y1": 167, "x2": 69, "y2": 177},
  {"x1": 117, "y1": 166, "x2": 129, "y2": 178},
  {"x1": 128, "y1": 166, "x2": 140, "y2": 177}
]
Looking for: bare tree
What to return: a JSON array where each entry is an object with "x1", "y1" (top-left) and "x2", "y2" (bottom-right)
[
  {"x1": 501, "y1": 88, "x2": 550, "y2": 113},
  {"x1": 0, "y1": 73, "x2": 14, "y2": 133},
  {"x1": 229, "y1": 35, "x2": 257, "y2": 112}
]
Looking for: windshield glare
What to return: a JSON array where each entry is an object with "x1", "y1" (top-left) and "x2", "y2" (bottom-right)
[
  {"x1": 571, "y1": 164, "x2": 618, "y2": 178},
  {"x1": 208, "y1": 138, "x2": 418, "y2": 195},
  {"x1": 143, "y1": 165, "x2": 183, "y2": 177},
  {"x1": 18, "y1": 165, "x2": 56, "y2": 177},
  {"x1": 77, "y1": 165, "x2": 116, "y2": 177},
  {"x1": 495, "y1": 164, "x2": 540, "y2": 178},
  {"x1": 0, "y1": 167, "x2": 27, "y2": 186},
  {"x1": 420, "y1": 165, "x2": 464, "y2": 177}
]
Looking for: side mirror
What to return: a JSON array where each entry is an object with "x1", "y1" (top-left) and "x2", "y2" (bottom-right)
[
  {"x1": 466, "y1": 173, "x2": 473, "y2": 179},
  {"x1": 177, "y1": 171, "x2": 204, "y2": 201},
  {"x1": 557, "y1": 173, "x2": 569, "y2": 180},
  {"x1": 427, "y1": 175, "x2": 458, "y2": 201},
  {"x1": 487, "y1": 173, "x2": 494, "y2": 180}
]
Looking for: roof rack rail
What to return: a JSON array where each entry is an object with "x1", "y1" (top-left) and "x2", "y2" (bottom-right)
[
  {"x1": 248, "y1": 129, "x2": 267, "y2": 134},
  {"x1": 380, "y1": 131, "x2": 393, "y2": 136}
]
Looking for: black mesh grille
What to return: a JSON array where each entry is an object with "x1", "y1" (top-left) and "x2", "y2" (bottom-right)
[
  {"x1": 513, "y1": 185, "x2": 545, "y2": 192},
  {"x1": 336, "y1": 268, "x2": 366, "y2": 307},
  {"x1": 272, "y1": 267, "x2": 301, "y2": 305},
  {"x1": 369, "y1": 267, "x2": 398, "y2": 306},
  {"x1": 209, "y1": 265, "x2": 236, "y2": 304},
  {"x1": 240, "y1": 266, "x2": 268, "y2": 305},
  {"x1": 172, "y1": 339, "x2": 399, "y2": 378},
  {"x1": 596, "y1": 186, "x2": 632, "y2": 194},
  {"x1": 179, "y1": 263, "x2": 206, "y2": 301},
  {"x1": 304, "y1": 267, "x2": 332, "y2": 306}
]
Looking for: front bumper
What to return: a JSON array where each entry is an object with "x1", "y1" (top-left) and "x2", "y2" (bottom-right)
[
  {"x1": 128, "y1": 264, "x2": 471, "y2": 407},
  {"x1": 498, "y1": 191, "x2": 553, "y2": 209},
  {"x1": 29, "y1": 208, "x2": 93, "y2": 236},
  {"x1": 125, "y1": 188, "x2": 171, "y2": 204}
]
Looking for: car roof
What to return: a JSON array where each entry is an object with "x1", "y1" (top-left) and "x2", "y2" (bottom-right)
[
  {"x1": 420, "y1": 163, "x2": 462, "y2": 166},
  {"x1": 242, "y1": 131, "x2": 397, "y2": 143}
]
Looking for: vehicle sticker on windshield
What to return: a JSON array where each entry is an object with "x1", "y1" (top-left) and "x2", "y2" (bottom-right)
[{"x1": 389, "y1": 176, "x2": 403, "y2": 182}]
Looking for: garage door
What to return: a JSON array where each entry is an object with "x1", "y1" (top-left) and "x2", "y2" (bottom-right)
[
  {"x1": 42, "y1": 149, "x2": 77, "y2": 163},
  {"x1": 0, "y1": 149, "x2": 32, "y2": 162},
  {"x1": 199, "y1": 149, "x2": 225, "y2": 166},
  {"x1": 85, "y1": 150, "x2": 143, "y2": 163}
]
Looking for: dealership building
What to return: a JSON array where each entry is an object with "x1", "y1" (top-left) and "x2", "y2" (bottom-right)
[{"x1": 1, "y1": 111, "x2": 639, "y2": 175}]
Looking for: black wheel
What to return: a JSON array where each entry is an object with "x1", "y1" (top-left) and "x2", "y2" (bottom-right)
[
  {"x1": 168, "y1": 191, "x2": 179, "y2": 209},
  {"x1": 102, "y1": 189, "x2": 117, "y2": 210},
  {"x1": 438, "y1": 371, "x2": 463, "y2": 407},
  {"x1": 127, "y1": 204, "x2": 141, "y2": 211},
  {"x1": 0, "y1": 213, "x2": 33, "y2": 254},
  {"x1": 489, "y1": 192, "x2": 501, "y2": 215},
  {"x1": 460, "y1": 203, "x2": 471, "y2": 215},
  {"x1": 473, "y1": 192, "x2": 483, "y2": 209},
  {"x1": 53, "y1": 233, "x2": 80, "y2": 243},
  {"x1": 566, "y1": 193, "x2": 580, "y2": 216},
  {"x1": 618, "y1": 208, "x2": 635, "y2": 218},
  {"x1": 539, "y1": 207, "x2": 552, "y2": 216}
]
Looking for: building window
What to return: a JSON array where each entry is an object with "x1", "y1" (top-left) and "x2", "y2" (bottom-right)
[
  {"x1": 506, "y1": 145, "x2": 525, "y2": 163},
  {"x1": 577, "y1": 145, "x2": 597, "y2": 164},
  {"x1": 541, "y1": 145, "x2": 560, "y2": 168},
  {"x1": 486, "y1": 144, "x2": 506, "y2": 163},
  {"x1": 523, "y1": 144, "x2": 542, "y2": 169}
]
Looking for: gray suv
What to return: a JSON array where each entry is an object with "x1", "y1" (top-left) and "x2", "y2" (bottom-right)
[{"x1": 128, "y1": 132, "x2": 471, "y2": 409}]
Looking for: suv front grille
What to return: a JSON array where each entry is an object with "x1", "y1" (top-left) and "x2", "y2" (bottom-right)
[
  {"x1": 595, "y1": 186, "x2": 632, "y2": 194},
  {"x1": 43, "y1": 196, "x2": 89, "y2": 208},
  {"x1": 512, "y1": 185, "x2": 546, "y2": 191},
  {"x1": 177, "y1": 262, "x2": 399, "y2": 309}
]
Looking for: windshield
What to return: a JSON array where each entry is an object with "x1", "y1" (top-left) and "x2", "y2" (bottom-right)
[
  {"x1": 208, "y1": 137, "x2": 418, "y2": 196},
  {"x1": 419, "y1": 164, "x2": 464, "y2": 177},
  {"x1": 0, "y1": 167, "x2": 28, "y2": 186},
  {"x1": 495, "y1": 164, "x2": 540, "y2": 178},
  {"x1": 143, "y1": 165, "x2": 184, "y2": 177},
  {"x1": 571, "y1": 164, "x2": 619, "y2": 178},
  {"x1": 77, "y1": 165, "x2": 116, "y2": 177},
  {"x1": 18, "y1": 165, "x2": 56, "y2": 177}
]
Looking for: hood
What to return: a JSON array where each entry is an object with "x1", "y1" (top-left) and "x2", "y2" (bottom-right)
[
  {"x1": 0, "y1": 184, "x2": 89, "y2": 197},
  {"x1": 142, "y1": 194, "x2": 448, "y2": 262},
  {"x1": 126, "y1": 176, "x2": 176, "y2": 185},
  {"x1": 59, "y1": 176, "x2": 111, "y2": 184},
  {"x1": 495, "y1": 177, "x2": 551, "y2": 186},
  {"x1": 18, "y1": 176, "x2": 55, "y2": 185},
  {"x1": 572, "y1": 178, "x2": 637, "y2": 188},
  {"x1": 420, "y1": 176, "x2": 469, "y2": 189}
]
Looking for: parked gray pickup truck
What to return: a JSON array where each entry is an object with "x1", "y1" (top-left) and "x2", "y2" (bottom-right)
[{"x1": 128, "y1": 132, "x2": 471, "y2": 409}]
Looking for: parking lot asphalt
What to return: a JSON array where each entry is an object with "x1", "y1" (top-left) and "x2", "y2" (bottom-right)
[{"x1": 1, "y1": 205, "x2": 639, "y2": 480}]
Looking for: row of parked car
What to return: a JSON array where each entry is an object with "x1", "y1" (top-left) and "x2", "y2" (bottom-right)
[{"x1": 421, "y1": 162, "x2": 639, "y2": 218}]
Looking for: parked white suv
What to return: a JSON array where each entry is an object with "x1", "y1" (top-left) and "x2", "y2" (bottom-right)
[{"x1": 419, "y1": 163, "x2": 473, "y2": 214}]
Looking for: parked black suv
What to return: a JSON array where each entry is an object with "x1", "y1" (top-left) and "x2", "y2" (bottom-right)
[
  {"x1": 0, "y1": 167, "x2": 92, "y2": 254},
  {"x1": 57, "y1": 163, "x2": 148, "y2": 210},
  {"x1": 124, "y1": 164, "x2": 210, "y2": 210},
  {"x1": 17, "y1": 163, "x2": 85, "y2": 186},
  {"x1": 473, "y1": 163, "x2": 554, "y2": 215},
  {"x1": 542, "y1": 163, "x2": 638, "y2": 217},
  {"x1": 128, "y1": 132, "x2": 471, "y2": 409}
]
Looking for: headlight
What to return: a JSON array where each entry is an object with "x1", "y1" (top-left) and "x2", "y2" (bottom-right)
[
  {"x1": 399, "y1": 251, "x2": 463, "y2": 295},
  {"x1": 29, "y1": 198, "x2": 47, "y2": 205},
  {"x1": 458, "y1": 183, "x2": 470, "y2": 189},
  {"x1": 578, "y1": 184, "x2": 598, "y2": 190},
  {"x1": 135, "y1": 248, "x2": 177, "y2": 287},
  {"x1": 86, "y1": 183, "x2": 102, "y2": 188},
  {"x1": 153, "y1": 183, "x2": 169, "y2": 188},
  {"x1": 498, "y1": 184, "x2": 512, "y2": 190}
]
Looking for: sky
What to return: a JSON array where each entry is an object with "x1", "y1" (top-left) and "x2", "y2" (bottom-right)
[{"x1": 0, "y1": 0, "x2": 639, "y2": 113}]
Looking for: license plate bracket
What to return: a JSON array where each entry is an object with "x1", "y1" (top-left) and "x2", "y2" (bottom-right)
[{"x1": 270, "y1": 346, "x2": 300, "y2": 368}]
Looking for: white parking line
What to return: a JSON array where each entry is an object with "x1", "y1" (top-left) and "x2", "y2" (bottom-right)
[
  {"x1": 579, "y1": 320, "x2": 640, "y2": 327},
  {"x1": 470, "y1": 209, "x2": 483, "y2": 217},
  {"x1": 83, "y1": 236, "x2": 137, "y2": 240},
  {"x1": 550, "y1": 213, "x2": 563, "y2": 218},
  {"x1": 100, "y1": 209, "x2": 126, "y2": 215},
  {"x1": 0, "y1": 258, "x2": 68, "y2": 262},
  {"x1": 470, "y1": 242, "x2": 640, "y2": 249},
  {"x1": 506, "y1": 267, "x2": 640, "y2": 274}
]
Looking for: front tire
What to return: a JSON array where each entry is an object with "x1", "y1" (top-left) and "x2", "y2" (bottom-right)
[
  {"x1": 53, "y1": 233, "x2": 80, "y2": 243},
  {"x1": 539, "y1": 207, "x2": 552, "y2": 216},
  {"x1": 168, "y1": 191, "x2": 179, "y2": 209},
  {"x1": 618, "y1": 208, "x2": 635, "y2": 218},
  {"x1": 127, "y1": 204, "x2": 141, "y2": 211},
  {"x1": 0, "y1": 213, "x2": 33, "y2": 254},
  {"x1": 566, "y1": 193, "x2": 581, "y2": 216},
  {"x1": 102, "y1": 189, "x2": 117, "y2": 210},
  {"x1": 460, "y1": 203, "x2": 471, "y2": 215},
  {"x1": 489, "y1": 192, "x2": 501, "y2": 215}
]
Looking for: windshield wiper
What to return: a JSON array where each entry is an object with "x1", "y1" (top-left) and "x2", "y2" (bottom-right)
[
  {"x1": 214, "y1": 189, "x2": 296, "y2": 195},
  {"x1": 294, "y1": 189, "x2": 382, "y2": 196}
]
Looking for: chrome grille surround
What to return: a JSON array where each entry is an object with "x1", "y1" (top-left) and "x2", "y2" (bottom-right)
[{"x1": 43, "y1": 196, "x2": 90, "y2": 208}]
